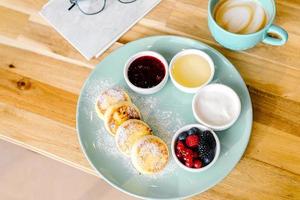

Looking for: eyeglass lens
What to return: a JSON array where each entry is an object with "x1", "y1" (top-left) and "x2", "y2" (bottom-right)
[{"x1": 69, "y1": 0, "x2": 138, "y2": 15}]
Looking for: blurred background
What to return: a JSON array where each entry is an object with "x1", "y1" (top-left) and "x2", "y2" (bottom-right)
[{"x1": 0, "y1": 140, "x2": 135, "y2": 200}]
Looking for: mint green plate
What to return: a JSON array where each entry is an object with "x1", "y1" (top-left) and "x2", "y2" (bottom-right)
[{"x1": 77, "y1": 36, "x2": 252, "y2": 199}]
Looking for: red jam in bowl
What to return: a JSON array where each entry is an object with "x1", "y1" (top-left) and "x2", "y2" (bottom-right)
[{"x1": 127, "y1": 56, "x2": 166, "y2": 88}]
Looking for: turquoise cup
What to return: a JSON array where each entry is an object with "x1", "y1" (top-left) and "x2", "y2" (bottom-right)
[{"x1": 208, "y1": 0, "x2": 288, "y2": 50}]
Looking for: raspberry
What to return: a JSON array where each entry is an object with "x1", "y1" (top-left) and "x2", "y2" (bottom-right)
[
  {"x1": 183, "y1": 155, "x2": 193, "y2": 163},
  {"x1": 183, "y1": 148, "x2": 193, "y2": 157},
  {"x1": 176, "y1": 141, "x2": 185, "y2": 152},
  {"x1": 194, "y1": 159, "x2": 202, "y2": 168},
  {"x1": 185, "y1": 134, "x2": 200, "y2": 148},
  {"x1": 192, "y1": 151, "x2": 198, "y2": 158},
  {"x1": 185, "y1": 159, "x2": 194, "y2": 168},
  {"x1": 175, "y1": 150, "x2": 183, "y2": 159}
]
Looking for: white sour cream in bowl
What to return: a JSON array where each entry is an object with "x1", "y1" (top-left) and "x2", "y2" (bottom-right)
[{"x1": 192, "y1": 83, "x2": 241, "y2": 131}]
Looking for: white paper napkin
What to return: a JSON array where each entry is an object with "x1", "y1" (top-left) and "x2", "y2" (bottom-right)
[{"x1": 40, "y1": 0, "x2": 161, "y2": 60}]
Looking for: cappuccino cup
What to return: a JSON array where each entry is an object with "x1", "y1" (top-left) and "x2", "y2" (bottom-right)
[{"x1": 208, "y1": 0, "x2": 288, "y2": 50}]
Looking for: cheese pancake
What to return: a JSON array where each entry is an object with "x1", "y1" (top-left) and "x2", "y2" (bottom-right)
[
  {"x1": 115, "y1": 119, "x2": 152, "y2": 156},
  {"x1": 131, "y1": 135, "x2": 169, "y2": 174},
  {"x1": 104, "y1": 102, "x2": 141, "y2": 136},
  {"x1": 95, "y1": 88, "x2": 131, "y2": 119}
]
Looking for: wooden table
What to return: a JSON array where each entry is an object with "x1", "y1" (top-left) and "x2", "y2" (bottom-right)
[{"x1": 0, "y1": 0, "x2": 299, "y2": 199}]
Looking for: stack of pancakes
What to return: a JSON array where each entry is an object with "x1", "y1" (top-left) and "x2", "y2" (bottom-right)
[{"x1": 96, "y1": 88, "x2": 169, "y2": 174}]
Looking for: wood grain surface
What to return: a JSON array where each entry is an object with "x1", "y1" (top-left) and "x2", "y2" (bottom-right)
[{"x1": 0, "y1": 0, "x2": 299, "y2": 199}]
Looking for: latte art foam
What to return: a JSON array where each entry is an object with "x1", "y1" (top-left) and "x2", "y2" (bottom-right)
[{"x1": 214, "y1": 0, "x2": 268, "y2": 34}]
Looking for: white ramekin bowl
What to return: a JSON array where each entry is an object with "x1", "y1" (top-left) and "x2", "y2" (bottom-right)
[
  {"x1": 124, "y1": 51, "x2": 169, "y2": 95},
  {"x1": 171, "y1": 124, "x2": 220, "y2": 172},
  {"x1": 192, "y1": 83, "x2": 241, "y2": 131},
  {"x1": 169, "y1": 49, "x2": 215, "y2": 93}
]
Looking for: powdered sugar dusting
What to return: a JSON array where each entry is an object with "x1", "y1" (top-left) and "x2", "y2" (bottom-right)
[
  {"x1": 81, "y1": 79, "x2": 115, "y2": 116},
  {"x1": 134, "y1": 137, "x2": 168, "y2": 173},
  {"x1": 82, "y1": 78, "x2": 187, "y2": 179},
  {"x1": 116, "y1": 120, "x2": 152, "y2": 155},
  {"x1": 116, "y1": 126, "x2": 128, "y2": 144},
  {"x1": 97, "y1": 88, "x2": 129, "y2": 111},
  {"x1": 139, "y1": 142, "x2": 161, "y2": 157}
]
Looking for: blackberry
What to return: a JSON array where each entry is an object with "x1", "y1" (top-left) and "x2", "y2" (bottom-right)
[
  {"x1": 197, "y1": 143, "x2": 210, "y2": 156},
  {"x1": 199, "y1": 130, "x2": 210, "y2": 138},
  {"x1": 201, "y1": 130, "x2": 216, "y2": 149},
  {"x1": 178, "y1": 131, "x2": 188, "y2": 141},
  {"x1": 200, "y1": 150, "x2": 215, "y2": 166}
]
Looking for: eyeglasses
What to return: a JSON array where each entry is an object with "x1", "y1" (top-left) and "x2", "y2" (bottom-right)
[{"x1": 68, "y1": 0, "x2": 138, "y2": 15}]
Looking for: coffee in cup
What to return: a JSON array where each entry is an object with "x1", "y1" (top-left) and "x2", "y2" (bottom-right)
[
  {"x1": 214, "y1": 0, "x2": 268, "y2": 34},
  {"x1": 208, "y1": 0, "x2": 288, "y2": 50}
]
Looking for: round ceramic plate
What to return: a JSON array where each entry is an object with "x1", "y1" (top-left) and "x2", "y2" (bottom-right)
[{"x1": 77, "y1": 36, "x2": 253, "y2": 199}]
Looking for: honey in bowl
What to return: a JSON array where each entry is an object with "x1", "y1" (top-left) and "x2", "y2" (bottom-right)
[{"x1": 171, "y1": 54, "x2": 212, "y2": 88}]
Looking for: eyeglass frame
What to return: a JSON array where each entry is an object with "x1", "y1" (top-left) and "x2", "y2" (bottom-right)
[{"x1": 68, "y1": 0, "x2": 138, "y2": 15}]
